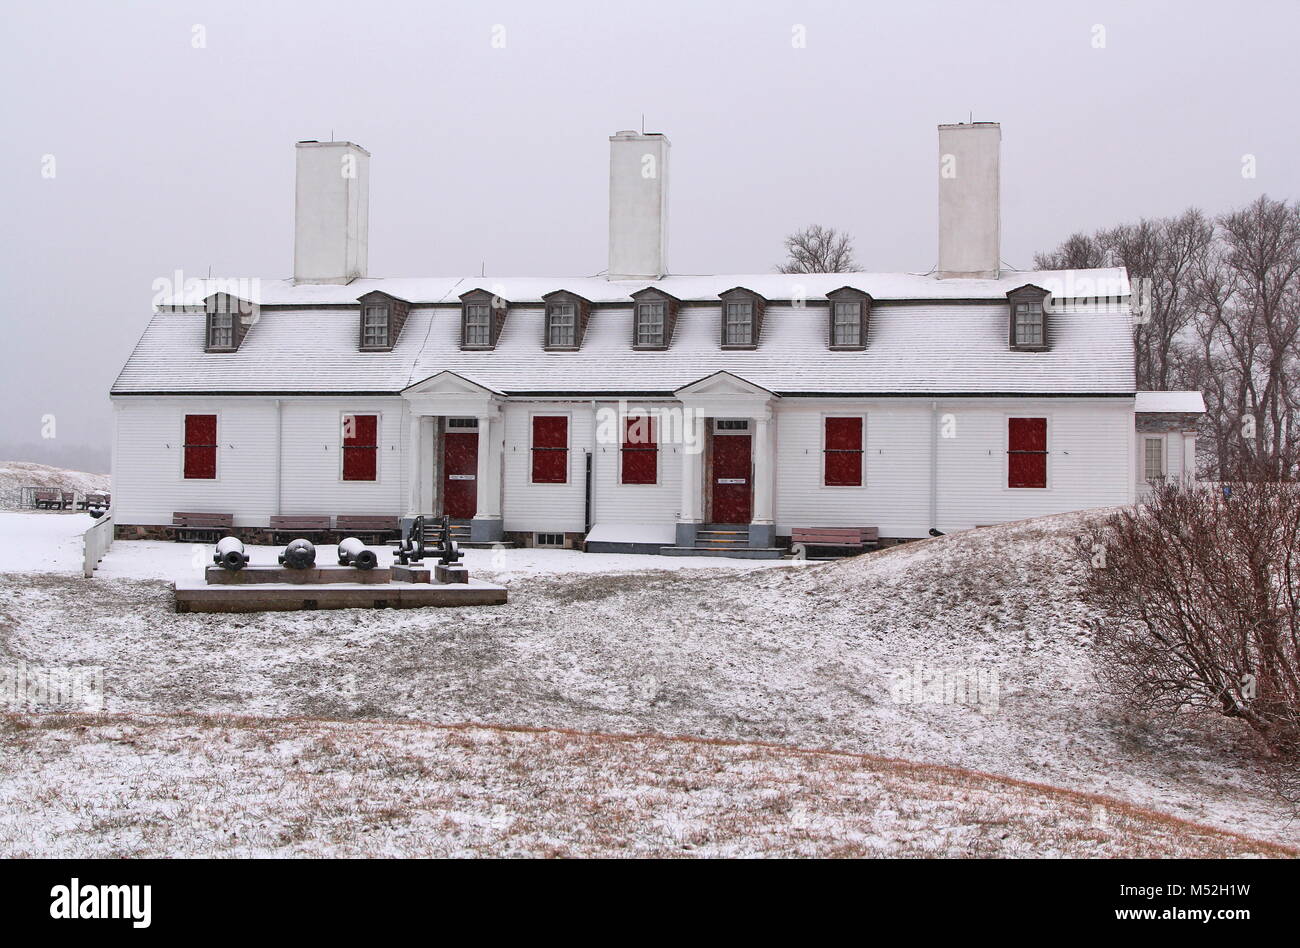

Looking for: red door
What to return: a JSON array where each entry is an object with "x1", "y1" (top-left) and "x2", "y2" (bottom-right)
[
  {"x1": 443, "y1": 431, "x2": 478, "y2": 518},
  {"x1": 711, "y1": 431, "x2": 752, "y2": 523}
]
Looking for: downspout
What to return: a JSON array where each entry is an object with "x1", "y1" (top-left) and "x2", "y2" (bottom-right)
[
  {"x1": 929, "y1": 400, "x2": 938, "y2": 534},
  {"x1": 585, "y1": 399, "x2": 597, "y2": 532},
  {"x1": 275, "y1": 398, "x2": 283, "y2": 516}
]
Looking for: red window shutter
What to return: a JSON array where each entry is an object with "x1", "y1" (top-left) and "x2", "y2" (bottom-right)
[
  {"x1": 824, "y1": 417, "x2": 863, "y2": 486},
  {"x1": 532, "y1": 416, "x2": 568, "y2": 483},
  {"x1": 1008, "y1": 418, "x2": 1047, "y2": 488},
  {"x1": 621, "y1": 417, "x2": 657, "y2": 484},
  {"x1": 342, "y1": 414, "x2": 378, "y2": 481},
  {"x1": 183, "y1": 414, "x2": 217, "y2": 479}
]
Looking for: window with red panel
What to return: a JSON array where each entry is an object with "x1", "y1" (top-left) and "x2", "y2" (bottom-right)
[
  {"x1": 531, "y1": 415, "x2": 568, "y2": 483},
  {"x1": 620, "y1": 416, "x2": 657, "y2": 485},
  {"x1": 342, "y1": 414, "x2": 379, "y2": 481},
  {"x1": 183, "y1": 414, "x2": 217, "y2": 479},
  {"x1": 1008, "y1": 417, "x2": 1048, "y2": 488},
  {"x1": 823, "y1": 417, "x2": 863, "y2": 486}
]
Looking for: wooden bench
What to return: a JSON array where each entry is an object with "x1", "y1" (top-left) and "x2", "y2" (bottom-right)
[
  {"x1": 78, "y1": 492, "x2": 111, "y2": 510},
  {"x1": 34, "y1": 489, "x2": 63, "y2": 510},
  {"x1": 270, "y1": 515, "x2": 331, "y2": 543},
  {"x1": 173, "y1": 511, "x2": 234, "y2": 543},
  {"x1": 791, "y1": 527, "x2": 880, "y2": 557},
  {"x1": 335, "y1": 515, "x2": 401, "y2": 544}
]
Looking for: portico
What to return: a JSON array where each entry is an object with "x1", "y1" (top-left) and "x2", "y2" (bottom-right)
[
  {"x1": 672, "y1": 371, "x2": 779, "y2": 550},
  {"x1": 401, "y1": 371, "x2": 505, "y2": 542}
]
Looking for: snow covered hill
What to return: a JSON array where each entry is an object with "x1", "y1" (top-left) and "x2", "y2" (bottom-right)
[
  {"x1": 0, "y1": 507, "x2": 1294, "y2": 852},
  {"x1": 0, "y1": 460, "x2": 109, "y2": 510}
]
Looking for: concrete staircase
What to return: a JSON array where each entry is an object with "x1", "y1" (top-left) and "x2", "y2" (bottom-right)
[{"x1": 661, "y1": 525, "x2": 784, "y2": 559}]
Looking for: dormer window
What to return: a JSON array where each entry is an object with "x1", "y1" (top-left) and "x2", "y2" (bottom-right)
[
  {"x1": 362, "y1": 304, "x2": 389, "y2": 348},
  {"x1": 637, "y1": 301, "x2": 665, "y2": 345},
  {"x1": 629, "y1": 288, "x2": 680, "y2": 350},
  {"x1": 459, "y1": 289, "x2": 509, "y2": 350},
  {"x1": 1007, "y1": 284, "x2": 1050, "y2": 351},
  {"x1": 724, "y1": 301, "x2": 752, "y2": 345},
  {"x1": 203, "y1": 293, "x2": 256, "y2": 353},
  {"x1": 1014, "y1": 301, "x2": 1043, "y2": 346},
  {"x1": 208, "y1": 311, "x2": 235, "y2": 348},
  {"x1": 826, "y1": 287, "x2": 871, "y2": 350},
  {"x1": 718, "y1": 288, "x2": 766, "y2": 349},
  {"x1": 465, "y1": 303, "x2": 491, "y2": 345},
  {"x1": 541, "y1": 290, "x2": 592, "y2": 350},
  {"x1": 548, "y1": 303, "x2": 575, "y2": 347},
  {"x1": 356, "y1": 291, "x2": 411, "y2": 352}
]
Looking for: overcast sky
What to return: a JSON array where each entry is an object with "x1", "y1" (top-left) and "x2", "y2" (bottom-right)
[{"x1": 1, "y1": 0, "x2": 1297, "y2": 471}]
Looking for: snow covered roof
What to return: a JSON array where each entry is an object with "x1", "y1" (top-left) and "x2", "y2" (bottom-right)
[
  {"x1": 159, "y1": 268, "x2": 1131, "y2": 307},
  {"x1": 1134, "y1": 391, "x2": 1205, "y2": 413},
  {"x1": 113, "y1": 292, "x2": 1137, "y2": 399}
]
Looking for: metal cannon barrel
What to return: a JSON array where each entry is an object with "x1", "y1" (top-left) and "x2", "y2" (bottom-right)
[
  {"x1": 337, "y1": 536, "x2": 378, "y2": 571},
  {"x1": 278, "y1": 538, "x2": 316, "y2": 570},
  {"x1": 213, "y1": 536, "x2": 249, "y2": 571}
]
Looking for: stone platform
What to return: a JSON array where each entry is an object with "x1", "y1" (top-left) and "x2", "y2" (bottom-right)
[
  {"x1": 174, "y1": 577, "x2": 507, "y2": 613},
  {"x1": 205, "y1": 565, "x2": 392, "y2": 585}
]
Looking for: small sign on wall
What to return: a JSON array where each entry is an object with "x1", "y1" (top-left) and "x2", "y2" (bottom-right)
[
  {"x1": 449, "y1": 474, "x2": 476, "y2": 481},
  {"x1": 717, "y1": 478, "x2": 746, "y2": 485}
]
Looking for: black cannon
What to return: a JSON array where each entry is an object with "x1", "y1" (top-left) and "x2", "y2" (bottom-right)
[
  {"x1": 213, "y1": 536, "x2": 249, "y2": 571},
  {"x1": 337, "y1": 536, "x2": 378, "y2": 571},
  {"x1": 278, "y1": 538, "x2": 316, "y2": 570}
]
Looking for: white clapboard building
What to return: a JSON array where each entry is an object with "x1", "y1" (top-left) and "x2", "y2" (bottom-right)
[{"x1": 110, "y1": 123, "x2": 1203, "y2": 556}]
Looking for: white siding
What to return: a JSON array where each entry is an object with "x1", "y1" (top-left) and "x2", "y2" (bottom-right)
[
  {"x1": 590, "y1": 400, "x2": 683, "y2": 526},
  {"x1": 111, "y1": 396, "x2": 408, "y2": 526},
  {"x1": 775, "y1": 398, "x2": 1135, "y2": 537},
  {"x1": 111, "y1": 397, "x2": 280, "y2": 527},
  {"x1": 932, "y1": 399, "x2": 1133, "y2": 531},
  {"x1": 775, "y1": 401, "x2": 931, "y2": 537},
  {"x1": 501, "y1": 401, "x2": 594, "y2": 533},
  {"x1": 278, "y1": 397, "x2": 407, "y2": 516}
]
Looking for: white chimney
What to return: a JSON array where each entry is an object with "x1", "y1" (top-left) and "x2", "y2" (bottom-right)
[
  {"x1": 294, "y1": 140, "x2": 369, "y2": 284},
  {"x1": 937, "y1": 122, "x2": 1000, "y2": 280},
  {"x1": 607, "y1": 130, "x2": 669, "y2": 281}
]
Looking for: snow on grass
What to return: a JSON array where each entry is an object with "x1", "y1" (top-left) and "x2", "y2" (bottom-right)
[
  {"x1": 1, "y1": 507, "x2": 1295, "y2": 851},
  {"x1": 1, "y1": 713, "x2": 1290, "y2": 858}
]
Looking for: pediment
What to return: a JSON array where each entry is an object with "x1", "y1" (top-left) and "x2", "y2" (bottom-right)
[
  {"x1": 402, "y1": 370, "x2": 502, "y2": 398},
  {"x1": 674, "y1": 370, "x2": 776, "y2": 399}
]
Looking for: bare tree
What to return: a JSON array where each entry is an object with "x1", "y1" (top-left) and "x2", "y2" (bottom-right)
[
  {"x1": 777, "y1": 225, "x2": 859, "y2": 274},
  {"x1": 1037, "y1": 198, "x2": 1300, "y2": 479},
  {"x1": 1189, "y1": 197, "x2": 1300, "y2": 480},
  {"x1": 1035, "y1": 212, "x2": 1212, "y2": 391},
  {"x1": 1077, "y1": 479, "x2": 1300, "y2": 798}
]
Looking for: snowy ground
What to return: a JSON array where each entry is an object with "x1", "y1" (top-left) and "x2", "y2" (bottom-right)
[
  {"x1": 2, "y1": 714, "x2": 1290, "y2": 858},
  {"x1": 0, "y1": 510, "x2": 795, "y2": 581},
  {"x1": 1, "y1": 508, "x2": 1296, "y2": 854}
]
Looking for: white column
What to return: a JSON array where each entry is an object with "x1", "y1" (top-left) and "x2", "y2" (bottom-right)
[
  {"x1": 419, "y1": 416, "x2": 436, "y2": 513},
  {"x1": 680, "y1": 412, "x2": 703, "y2": 522},
  {"x1": 405, "y1": 411, "x2": 422, "y2": 516},
  {"x1": 474, "y1": 413, "x2": 501, "y2": 519},
  {"x1": 751, "y1": 412, "x2": 774, "y2": 525}
]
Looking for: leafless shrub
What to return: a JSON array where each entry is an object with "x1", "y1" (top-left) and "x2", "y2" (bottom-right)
[{"x1": 1076, "y1": 480, "x2": 1300, "y2": 800}]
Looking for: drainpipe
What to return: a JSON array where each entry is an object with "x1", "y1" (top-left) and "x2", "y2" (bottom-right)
[
  {"x1": 274, "y1": 399, "x2": 283, "y2": 516},
  {"x1": 929, "y1": 400, "x2": 938, "y2": 533},
  {"x1": 586, "y1": 399, "x2": 598, "y2": 532}
]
